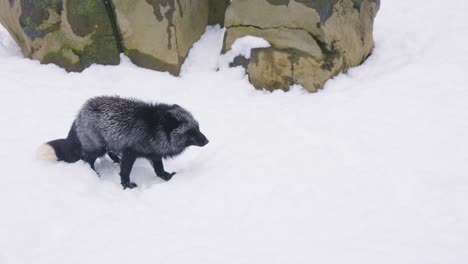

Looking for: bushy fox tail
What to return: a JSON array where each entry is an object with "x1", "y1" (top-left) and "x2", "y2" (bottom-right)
[{"x1": 37, "y1": 121, "x2": 82, "y2": 163}]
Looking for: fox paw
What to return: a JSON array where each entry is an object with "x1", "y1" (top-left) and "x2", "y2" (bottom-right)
[
  {"x1": 158, "y1": 172, "x2": 176, "y2": 181},
  {"x1": 122, "y1": 182, "x2": 138, "y2": 189}
]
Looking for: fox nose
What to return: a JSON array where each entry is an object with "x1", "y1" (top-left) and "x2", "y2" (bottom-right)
[{"x1": 197, "y1": 133, "x2": 209, "y2": 147}]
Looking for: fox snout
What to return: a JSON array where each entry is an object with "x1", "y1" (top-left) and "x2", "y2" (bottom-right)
[{"x1": 194, "y1": 132, "x2": 209, "y2": 147}]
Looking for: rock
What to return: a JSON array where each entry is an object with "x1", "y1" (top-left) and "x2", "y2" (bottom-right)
[
  {"x1": 0, "y1": 0, "x2": 230, "y2": 74},
  {"x1": 208, "y1": 0, "x2": 230, "y2": 26},
  {"x1": 248, "y1": 48, "x2": 294, "y2": 91},
  {"x1": 0, "y1": 0, "x2": 121, "y2": 72},
  {"x1": 223, "y1": 0, "x2": 380, "y2": 92},
  {"x1": 1, "y1": 0, "x2": 377, "y2": 83},
  {"x1": 112, "y1": 0, "x2": 210, "y2": 75}
]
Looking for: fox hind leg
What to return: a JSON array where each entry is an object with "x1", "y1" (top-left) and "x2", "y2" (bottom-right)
[
  {"x1": 107, "y1": 151, "x2": 121, "y2": 164},
  {"x1": 82, "y1": 148, "x2": 106, "y2": 173},
  {"x1": 78, "y1": 130, "x2": 106, "y2": 173}
]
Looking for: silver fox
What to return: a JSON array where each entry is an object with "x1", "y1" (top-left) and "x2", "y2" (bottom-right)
[{"x1": 38, "y1": 96, "x2": 209, "y2": 189}]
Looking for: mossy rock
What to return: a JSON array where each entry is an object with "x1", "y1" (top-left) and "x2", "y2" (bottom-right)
[
  {"x1": 223, "y1": 0, "x2": 380, "y2": 92},
  {"x1": 1, "y1": 0, "x2": 231, "y2": 73},
  {"x1": 66, "y1": 0, "x2": 120, "y2": 68},
  {"x1": 0, "y1": 0, "x2": 120, "y2": 72}
]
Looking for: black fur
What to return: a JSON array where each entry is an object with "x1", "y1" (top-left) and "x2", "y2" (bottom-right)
[
  {"x1": 43, "y1": 96, "x2": 209, "y2": 189},
  {"x1": 46, "y1": 122, "x2": 82, "y2": 163}
]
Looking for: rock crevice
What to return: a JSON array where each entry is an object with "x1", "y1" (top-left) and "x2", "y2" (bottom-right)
[{"x1": 103, "y1": 0, "x2": 124, "y2": 53}]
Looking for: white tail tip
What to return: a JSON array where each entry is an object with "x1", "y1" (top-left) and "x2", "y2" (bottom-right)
[{"x1": 36, "y1": 144, "x2": 57, "y2": 161}]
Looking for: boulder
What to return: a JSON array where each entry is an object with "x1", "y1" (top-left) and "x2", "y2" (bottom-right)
[
  {"x1": 0, "y1": 0, "x2": 231, "y2": 74},
  {"x1": 223, "y1": 0, "x2": 380, "y2": 92},
  {"x1": 0, "y1": 0, "x2": 121, "y2": 72},
  {"x1": 112, "y1": 0, "x2": 210, "y2": 75}
]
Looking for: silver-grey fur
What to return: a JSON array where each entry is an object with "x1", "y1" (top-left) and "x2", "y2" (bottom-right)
[
  {"x1": 41, "y1": 95, "x2": 209, "y2": 189},
  {"x1": 76, "y1": 96, "x2": 200, "y2": 157}
]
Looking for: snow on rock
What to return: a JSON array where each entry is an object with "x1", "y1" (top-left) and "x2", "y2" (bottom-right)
[
  {"x1": 0, "y1": 26, "x2": 21, "y2": 57},
  {"x1": 218, "y1": 35, "x2": 271, "y2": 69},
  {"x1": 181, "y1": 25, "x2": 226, "y2": 75}
]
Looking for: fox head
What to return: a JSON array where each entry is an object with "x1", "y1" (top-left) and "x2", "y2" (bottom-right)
[{"x1": 165, "y1": 105, "x2": 209, "y2": 149}]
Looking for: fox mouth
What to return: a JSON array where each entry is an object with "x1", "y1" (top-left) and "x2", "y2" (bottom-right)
[
  {"x1": 195, "y1": 138, "x2": 209, "y2": 147},
  {"x1": 191, "y1": 133, "x2": 209, "y2": 147}
]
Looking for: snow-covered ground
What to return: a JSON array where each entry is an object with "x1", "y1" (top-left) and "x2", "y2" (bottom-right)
[{"x1": 1, "y1": 0, "x2": 467, "y2": 263}]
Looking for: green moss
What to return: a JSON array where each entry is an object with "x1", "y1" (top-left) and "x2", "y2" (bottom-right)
[
  {"x1": 68, "y1": 0, "x2": 96, "y2": 15},
  {"x1": 42, "y1": 49, "x2": 82, "y2": 72},
  {"x1": 77, "y1": 35, "x2": 120, "y2": 68},
  {"x1": 67, "y1": 0, "x2": 101, "y2": 37},
  {"x1": 19, "y1": 0, "x2": 63, "y2": 39},
  {"x1": 66, "y1": 0, "x2": 120, "y2": 67}
]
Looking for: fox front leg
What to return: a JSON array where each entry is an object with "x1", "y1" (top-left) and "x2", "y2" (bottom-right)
[{"x1": 150, "y1": 158, "x2": 176, "y2": 181}]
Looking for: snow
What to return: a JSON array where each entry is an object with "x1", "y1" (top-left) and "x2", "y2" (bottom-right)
[
  {"x1": 181, "y1": 25, "x2": 227, "y2": 75},
  {"x1": 1, "y1": 0, "x2": 468, "y2": 263}
]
